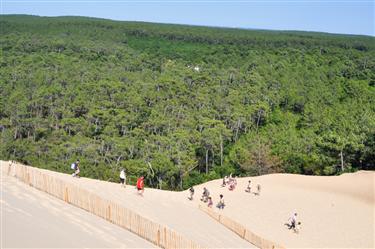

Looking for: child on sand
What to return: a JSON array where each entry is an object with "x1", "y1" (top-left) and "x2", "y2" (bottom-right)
[
  {"x1": 120, "y1": 168, "x2": 126, "y2": 187},
  {"x1": 136, "y1": 176, "x2": 145, "y2": 196},
  {"x1": 188, "y1": 186, "x2": 195, "y2": 200},
  {"x1": 217, "y1": 194, "x2": 225, "y2": 209},
  {"x1": 228, "y1": 181, "x2": 236, "y2": 191},
  {"x1": 207, "y1": 197, "x2": 213, "y2": 208}
]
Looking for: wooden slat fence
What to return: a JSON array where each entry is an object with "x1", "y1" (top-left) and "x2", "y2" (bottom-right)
[
  {"x1": 2, "y1": 161, "x2": 202, "y2": 249},
  {"x1": 199, "y1": 205, "x2": 285, "y2": 249}
]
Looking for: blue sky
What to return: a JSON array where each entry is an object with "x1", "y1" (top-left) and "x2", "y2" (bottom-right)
[{"x1": 1, "y1": 0, "x2": 374, "y2": 36}]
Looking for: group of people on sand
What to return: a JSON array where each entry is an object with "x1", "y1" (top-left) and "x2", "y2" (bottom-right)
[
  {"x1": 186, "y1": 173, "x2": 301, "y2": 233},
  {"x1": 188, "y1": 186, "x2": 225, "y2": 210},
  {"x1": 222, "y1": 174, "x2": 237, "y2": 191},
  {"x1": 186, "y1": 173, "x2": 263, "y2": 210},
  {"x1": 70, "y1": 161, "x2": 145, "y2": 196},
  {"x1": 245, "y1": 180, "x2": 261, "y2": 196},
  {"x1": 222, "y1": 175, "x2": 261, "y2": 196},
  {"x1": 53, "y1": 160, "x2": 304, "y2": 233},
  {"x1": 119, "y1": 168, "x2": 145, "y2": 196}
]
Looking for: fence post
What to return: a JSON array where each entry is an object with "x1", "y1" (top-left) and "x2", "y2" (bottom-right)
[
  {"x1": 64, "y1": 187, "x2": 69, "y2": 203},
  {"x1": 107, "y1": 204, "x2": 111, "y2": 221},
  {"x1": 164, "y1": 227, "x2": 167, "y2": 248},
  {"x1": 156, "y1": 228, "x2": 160, "y2": 246},
  {"x1": 27, "y1": 173, "x2": 31, "y2": 186},
  {"x1": 7, "y1": 161, "x2": 11, "y2": 175}
]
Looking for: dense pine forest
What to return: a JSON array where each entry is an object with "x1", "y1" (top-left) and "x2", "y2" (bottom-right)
[{"x1": 1, "y1": 15, "x2": 374, "y2": 189}]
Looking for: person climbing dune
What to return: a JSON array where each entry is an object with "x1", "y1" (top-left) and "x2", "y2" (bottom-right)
[{"x1": 136, "y1": 176, "x2": 145, "y2": 196}]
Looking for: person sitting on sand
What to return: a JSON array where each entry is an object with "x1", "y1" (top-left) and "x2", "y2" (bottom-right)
[
  {"x1": 207, "y1": 197, "x2": 213, "y2": 208},
  {"x1": 136, "y1": 176, "x2": 145, "y2": 196},
  {"x1": 201, "y1": 187, "x2": 210, "y2": 202},
  {"x1": 245, "y1": 180, "x2": 252, "y2": 193},
  {"x1": 188, "y1": 186, "x2": 195, "y2": 200},
  {"x1": 120, "y1": 168, "x2": 126, "y2": 187},
  {"x1": 228, "y1": 173, "x2": 233, "y2": 183},
  {"x1": 228, "y1": 180, "x2": 236, "y2": 191},
  {"x1": 221, "y1": 176, "x2": 228, "y2": 187},
  {"x1": 217, "y1": 194, "x2": 225, "y2": 209}
]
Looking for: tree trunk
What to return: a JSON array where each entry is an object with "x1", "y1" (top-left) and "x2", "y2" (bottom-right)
[
  {"x1": 205, "y1": 149, "x2": 209, "y2": 174},
  {"x1": 179, "y1": 171, "x2": 183, "y2": 190},
  {"x1": 220, "y1": 135, "x2": 223, "y2": 167},
  {"x1": 211, "y1": 149, "x2": 215, "y2": 168},
  {"x1": 14, "y1": 127, "x2": 18, "y2": 139},
  {"x1": 340, "y1": 150, "x2": 344, "y2": 171}
]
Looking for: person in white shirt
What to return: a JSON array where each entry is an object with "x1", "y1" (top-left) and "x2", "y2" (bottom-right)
[
  {"x1": 120, "y1": 168, "x2": 126, "y2": 187},
  {"x1": 286, "y1": 213, "x2": 298, "y2": 231},
  {"x1": 217, "y1": 194, "x2": 225, "y2": 209}
]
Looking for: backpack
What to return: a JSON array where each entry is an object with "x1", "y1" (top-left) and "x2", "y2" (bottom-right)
[{"x1": 71, "y1": 163, "x2": 76, "y2": 170}]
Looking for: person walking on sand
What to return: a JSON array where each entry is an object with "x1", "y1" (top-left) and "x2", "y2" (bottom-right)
[
  {"x1": 120, "y1": 168, "x2": 126, "y2": 187},
  {"x1": 286, "y1": 213, "x2": 298, "y2": 231},
  {"x1": 188, "y1": 186, "x2": 195, "y2": 200},
  {"x1": 72, "y1": 159, "x2": 80, "y2": 178},
  {"x1": 245, "y1": 180, "x2": 251, "y2": 193},
  {"x1": 217, "y1": 194, "x2": 225, "y2": 210},
  {"x1": 136, "y1": 176, "x2": 145, "y2": 196},
  {"x1": 285, "y1": 212, "x2": 301, "y2": 233}
]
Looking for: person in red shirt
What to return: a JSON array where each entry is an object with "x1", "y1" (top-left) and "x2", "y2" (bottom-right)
[{"x1": 136, "y1": 176, "x2": 145, "y2": 196}]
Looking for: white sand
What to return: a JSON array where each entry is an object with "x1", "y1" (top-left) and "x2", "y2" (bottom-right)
[
  {"x1": 1, "y1": 173, "x2": 157, "y2": 248},
  {"x1": 187, "y1": 171, "x2": 375, "y2": 248},
  {"x1": 3, "y1": 160, "x2": 374, "y2": 248}
]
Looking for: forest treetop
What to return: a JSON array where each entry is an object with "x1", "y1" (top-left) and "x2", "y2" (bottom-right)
[{"x1": 1, "y1": 15, "x2": 374, "y2": 190}]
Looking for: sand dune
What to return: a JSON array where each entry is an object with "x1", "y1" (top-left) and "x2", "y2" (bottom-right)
[
  {"x1": 1, "y1": 173, "x2": 157, "y2": 248},
  {"x1": 2, "y1": 160, "x2": 374, "y2": 248},
  {"x1": 188, "y1": 171, "x2": 375, "y2": 248}
]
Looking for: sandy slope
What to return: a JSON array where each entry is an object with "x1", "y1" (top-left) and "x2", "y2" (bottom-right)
[
  {"x1": 2, "y1": 160, "x2": 374, "y2": 248},
  {"x1": 1, "y1": 161, "x2": 254, "y2": 248},
  {"x1": 1, "y1": 173, "x2": 157, "y2": 248},
  {"x1": 187, "y1": 171, "x2": 375, "y2": 248}
]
